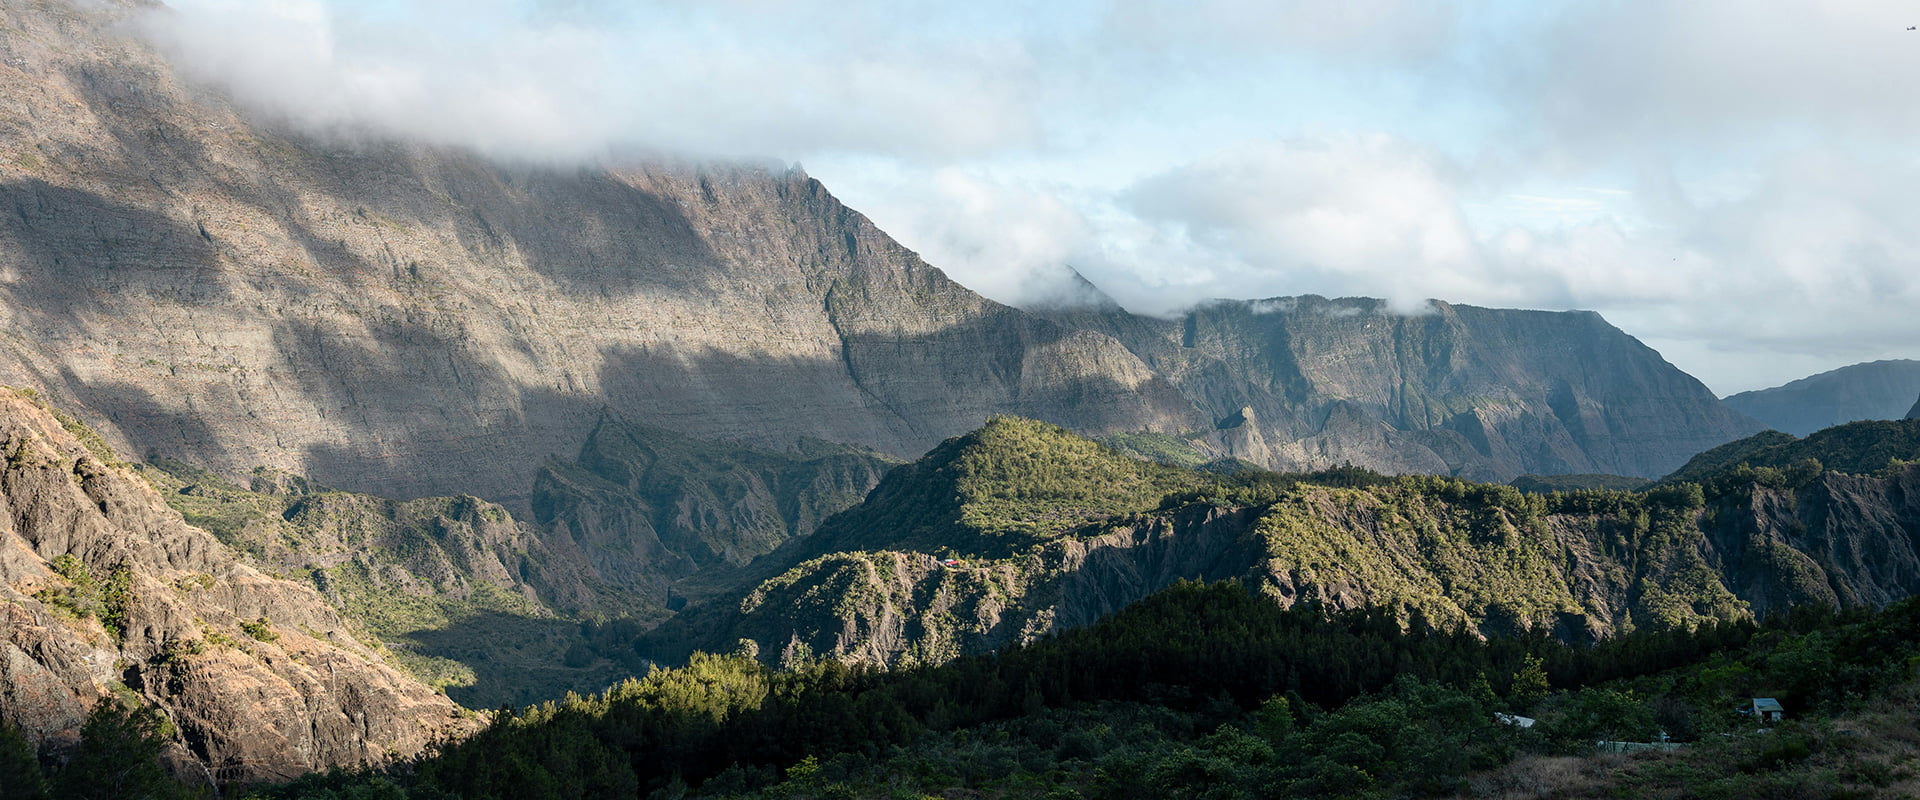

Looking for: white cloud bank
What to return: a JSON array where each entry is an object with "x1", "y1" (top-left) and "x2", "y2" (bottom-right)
[{"x1": 136, "y1": 0, "x2": 1043, "y2": 161}]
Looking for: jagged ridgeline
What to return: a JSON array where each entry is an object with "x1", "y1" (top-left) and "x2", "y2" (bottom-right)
[
  {"x1": 1661, "y1": 419, "x2": 1920, "y2": 486},
  {"x1": 1721, "y1": 359, "x2": 1920, "y2": 436},
  {"x1": 650, "y1": 417, "x2": 1920, "y2": 669}
]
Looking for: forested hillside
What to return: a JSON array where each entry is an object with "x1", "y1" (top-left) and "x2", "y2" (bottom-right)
[{"x1": 212, "y1": 580, "x2": 1920, "y2": 799}]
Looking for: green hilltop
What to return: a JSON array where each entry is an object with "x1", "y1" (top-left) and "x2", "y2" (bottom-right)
[{"x1": 796, "y1": 415, "x2": 1206, "y2": 559}]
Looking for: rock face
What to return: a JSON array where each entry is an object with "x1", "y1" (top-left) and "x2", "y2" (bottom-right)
[
  {"x1": 1907, "y1": 395, "x2": 1919, "y2": 420},
  {"x1": 0, "y1": 0, "x2": 1760, "y2": 517},
  {"x1": 0, "y1": 390, "x2": 475, "y2": 784},
  {"x1": 653, "y1": 418, "x2": 1920, "y2": 670},
  {"x1": 1045, "y1": 296, "x2": 1763, "y2": 480},
  {"x1": 131, "y1": 459, "x2": 653, "y2": 709},
  {"x1": 530, "y1": 415, "x2": 897, "y2": 606},
  {"x1": 1724, "y1": 360, "x2": 1920, "y2": 436},
  {"x1": 1702, "y1": 468, "x2": 1920, "y2": 618}
]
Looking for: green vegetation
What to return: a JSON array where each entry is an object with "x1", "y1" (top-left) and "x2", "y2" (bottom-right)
[
  {"x1": 134, "y1": 458, "x2": 642, "y2": 707},
  {"x1": 241, "y1": 617, "x2": 280, "y2": 642},
  {"x1": 1510, "y1": 473, "x2": 1652, "y2": 493},
  {"x1": 3, "y1": 702, "x2": 200, "y2": 800},
  {"x1": 1662, "y1": 418, "x2": 1920, "y2": 486},
  {"x1": 801, "y1": 417, "x2": 1205, "y2": 560},
  {"x1": 32, "y1": 554, "x2": 137, "y2": 640},
  {"x1": 670, "y1": 416, "x2": 1889, "y2": 669},
  {"x1": 1097, "y1": 430, "x2": 1209, "y2": 468},
  {"x1": 239, "y1": 581, "x2": 1920, "y2": 799},
  {"x1": 949, "y1": 418, "x2": 1201, "y2": 539}
]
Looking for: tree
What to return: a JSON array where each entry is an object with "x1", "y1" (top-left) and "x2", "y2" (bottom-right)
[
  {"x1": 49, "y1": 702, "x2": 193, "y2": 800},
  {"x1": 0, "y1": 720, "x2": 49, "y2": 800}
]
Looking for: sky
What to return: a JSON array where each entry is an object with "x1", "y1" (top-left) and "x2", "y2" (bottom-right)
[{"x1": 134, "y1": 0, "x2": 1920, "y2": 395}]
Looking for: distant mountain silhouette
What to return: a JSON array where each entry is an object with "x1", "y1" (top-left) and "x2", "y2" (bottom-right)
[{"x1": 1724, "y1": 360, "x2": 1920, "y2": 436}]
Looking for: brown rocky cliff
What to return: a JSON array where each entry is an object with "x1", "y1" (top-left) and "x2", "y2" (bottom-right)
[
  {"x1": 701, "y1": 504, "x2": 1273, "y2": 668},
  {"x1": 0, "y1": 0, "x2": 1197, "y2": 512},
  {"x1": 0, "y1": 0, "x2": 1764, "y2": 512},
  {"x1": 0, "y1": 391, "x2": 476, "y2": 783}
]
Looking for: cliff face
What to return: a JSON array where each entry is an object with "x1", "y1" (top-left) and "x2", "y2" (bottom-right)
[
  {"x1": 1702, "y1": 468, "x2": 1920, "y2": 617},
  {"x1": 530, "y1": 416, "x2": 897, "y2": 607},
  {"x1": 0, "y1": 391, "x2": 474, "y2": 784},
  {"x1": 1047, "y1": 296, "x2": 1763, "y2": 480},
  {"x1": 652, "y1": 419, "x2": 1920, "y2": 670},
  {"x1": 1724, "y1": 360, "x2": 1920, "y2": 436},
  {"x1": 0, "y1": 0, "x2": 1760, "y2": 515}
]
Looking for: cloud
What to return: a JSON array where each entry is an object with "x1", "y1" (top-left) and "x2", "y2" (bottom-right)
[
  {"x1": 940, "y1": 134, "x2": 1920, "y2": 393},
  {"x1": 1113, "y1": 135, "x2": 1486, "y2": 313},
  {"x1": 1523, "y1": 0, "x2": 1920, "y2": 153},
  {"x1": 135, "y1": 0, "x2": 1044, "y2": 161},
  {"x1": 1102, "y1": 0, "x2": 1459, "y2": 62}
]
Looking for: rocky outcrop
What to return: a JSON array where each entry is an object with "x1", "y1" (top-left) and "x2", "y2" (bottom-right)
[
  {"x1": 1907, "y1": 395, "x2": 1919, "y2": 420},
  {"x1": 1702, "y1": 466, "x2": 1920, "y2": 617},
  {"x1": 707, "y1": 505, "x2": 1270, "y2": 667},
  {"x1": 1725, "y1": 360, "x2": 1920, "y2": 436},
  {"x1": 0, "y1": 390, "x2": 475, "y2": 783},
  {"x1": 130, "y1": 459, "x2": 657, "y2": 709}
]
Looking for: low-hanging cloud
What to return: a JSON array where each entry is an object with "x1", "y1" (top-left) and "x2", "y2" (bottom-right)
[{"x1": 135, "y1": 0, "x2": 1044, "y2": 161}]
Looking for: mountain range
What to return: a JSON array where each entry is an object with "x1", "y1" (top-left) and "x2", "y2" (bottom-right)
[{"x1": 5, "y1": 0, "x2": 1920, "y2": 791}]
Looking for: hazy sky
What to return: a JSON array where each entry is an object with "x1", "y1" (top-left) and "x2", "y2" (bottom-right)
[{"x1": 137, "y1": 0, "x2": 1920, "y2": 394}]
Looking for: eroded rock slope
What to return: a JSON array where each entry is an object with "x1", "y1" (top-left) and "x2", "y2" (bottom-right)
[{"x1": 0, "y1": 390, "x2": 475, "y2": 783}]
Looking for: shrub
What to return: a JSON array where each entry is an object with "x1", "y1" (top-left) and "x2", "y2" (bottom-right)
[{"x1": 241, "y1": 617, "x2": 280, "y2": 642}]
